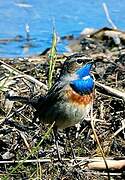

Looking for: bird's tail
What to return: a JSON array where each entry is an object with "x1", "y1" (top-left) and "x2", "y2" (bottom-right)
[{"x1": 6, "y1": 94, "x2": 39, "y2": 109}]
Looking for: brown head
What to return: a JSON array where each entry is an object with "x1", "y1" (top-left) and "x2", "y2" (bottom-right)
[{"x1": 60, "y1": 54, "x2": 93, "y2": 77}]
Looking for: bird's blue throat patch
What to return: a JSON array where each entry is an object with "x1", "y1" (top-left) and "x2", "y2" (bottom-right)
[
  {"x1": 70, "y1": 76, "x2": 94, "y2": 95},
  {"x1": 70, "y1": 63, "x2": 94, "y2": 95}
]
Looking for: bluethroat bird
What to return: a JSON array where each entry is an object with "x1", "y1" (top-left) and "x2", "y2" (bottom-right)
[
  {"x1": 6, "y1": 56, "x2": 95, "y2": 160},
  {"x1": 34, "y1": 58, "x2": 94, "y2": 128}
]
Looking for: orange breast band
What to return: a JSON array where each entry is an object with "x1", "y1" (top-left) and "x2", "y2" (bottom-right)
[{"x1": 66, "y1": 87, "x2": 94, "y2": 105}]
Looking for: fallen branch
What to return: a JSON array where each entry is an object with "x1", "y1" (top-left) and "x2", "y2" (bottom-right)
[
  {"x1": 86, "y1": 159, "x2": 125, "y2": 170},
  {"x1": 95, "y1": 81, "x2": 125, "y2": 101},
  {"x1": 0, "y1": 157, "x2": 125, "y2": 171},
  {"x1": 0, "y1": 59, "x2": 48, "y2": 91}
]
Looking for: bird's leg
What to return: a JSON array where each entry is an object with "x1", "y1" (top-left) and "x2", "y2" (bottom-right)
[
  {"x1": 75, "y1": 120, "x2": 90, "y2": 139},
  {"x1": 75, "y1": 123, "x2": 81, "y2": 139},
  {"x1": 65, "y1": 128, "x2": 77, "y2": 162},
  {"x1": 32, "y1": 111, "x2": 39, "y2": 124},
  {"x1": 53, "y1": 126, "x2": 62, "y2": 162}
]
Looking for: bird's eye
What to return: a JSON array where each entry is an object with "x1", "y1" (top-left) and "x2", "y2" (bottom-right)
[{"x1": 76, "y1": 59, "x2": 83, "y2": 64}]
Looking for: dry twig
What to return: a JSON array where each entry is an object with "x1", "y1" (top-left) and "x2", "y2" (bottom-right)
[
  {"x1": 95, "y1": 81, "x2": 125, "y2": 101},
  {"x1": 102, "y1": 3, "x2": 117, "y2": 29}
]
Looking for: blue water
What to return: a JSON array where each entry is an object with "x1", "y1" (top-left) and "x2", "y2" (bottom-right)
[{"x1": 0, "y1": 0, "x2": 125, "y2": 57}]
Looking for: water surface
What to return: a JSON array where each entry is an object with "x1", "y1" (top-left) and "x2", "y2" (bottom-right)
[{"x1": 0, "y1": 0, "x2": 125, "y2": 57}]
